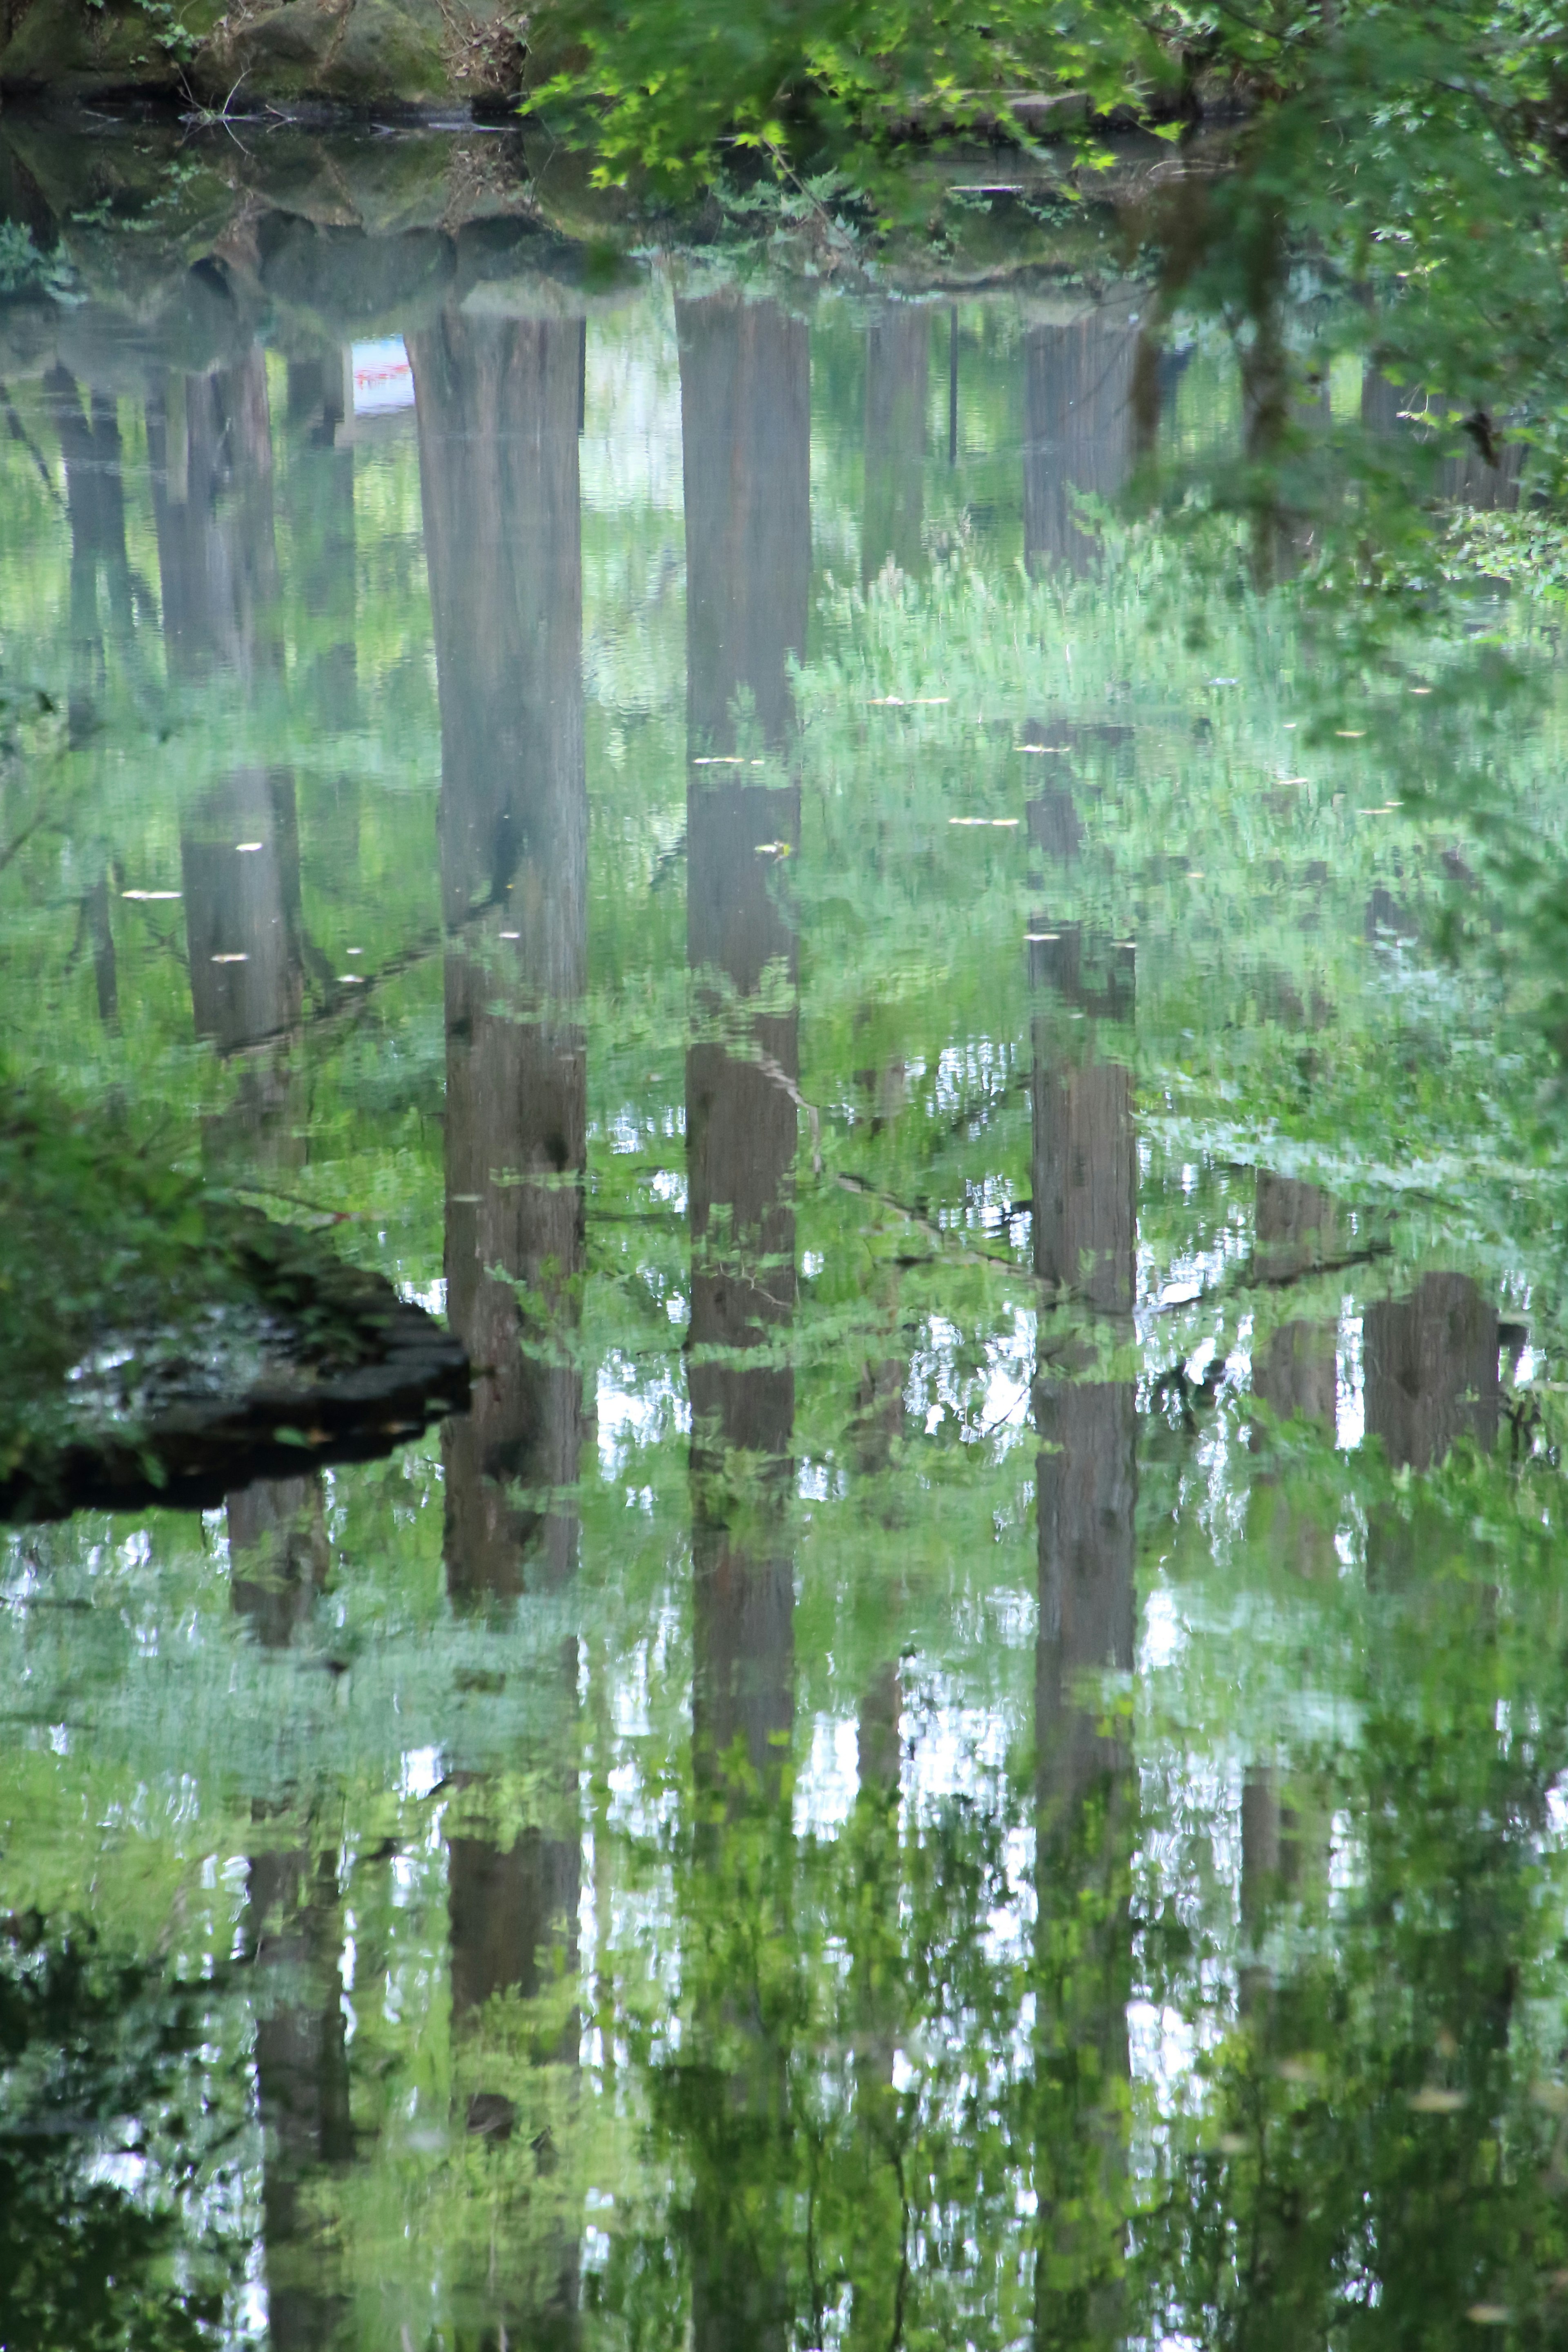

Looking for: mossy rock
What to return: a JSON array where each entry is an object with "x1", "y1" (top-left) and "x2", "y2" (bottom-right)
[
  {"x1": 198, "y1": 0, "x2": 523, "y2": 109},
  {"x1": 0, "y1": 1088, "x2": 468, "y2": 1524},
  {"x1": 0, "y1": 0, "x2": 525, "y2": 107},
  {"x1": 0, "y1": 0, "x2": 226, "y2": 98}
]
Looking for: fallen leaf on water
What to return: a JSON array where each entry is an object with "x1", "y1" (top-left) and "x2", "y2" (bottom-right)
[
  {"x1": 1025, "y1": 932, "x2": 1060, "y2": 942},
  {"x1": 692, "y1": 756, "x2": 743, "y2": 766},
  {"x1": 1336, "y1": 729, "x2": 1366, "y2": 737},
  {"x1": 1408, "y1": 2087, "x2": 1468, "y2": 2112},
  {"x1": 337, "y1": 975, "x2": 365, "y2": 985},
  {"x1": 1466, "y1": 2309, "x2": 1510, "y2": 2327},
  {"x1": 1217, "y1": 2133, "x2": 1248, "y2": 2155},
  {"x1": 234, "y1": 841, "x2": 264, "y2": 853},
  {"x1": 122, "y1": 889, "x2": 181, "y2": 900},
  {"x1": 211, "y1": 952, "x2": 248, "y2": 964},
  {"x1": 499, "y1": 930, "x2": 520, "y2": 940},
  {"x1": 755, "y1": 841, "x2": 792, "y2": 857}
]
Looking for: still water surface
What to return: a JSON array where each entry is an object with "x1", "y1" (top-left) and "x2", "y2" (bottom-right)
[{"x1": 2, "y1": 181, "x2": 1566, "y2": 2348}]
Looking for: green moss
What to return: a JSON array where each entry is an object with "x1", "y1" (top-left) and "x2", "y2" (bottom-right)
[{"x1": 0, "y1": 1081, "x2": 400, "y2": 1488}]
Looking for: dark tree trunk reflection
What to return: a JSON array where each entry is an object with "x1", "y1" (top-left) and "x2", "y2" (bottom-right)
[
  {"x1": 1029, "y1": 911, "x2": 1136, "y2": 2352},
  {"x1": 412, "y1": 306, "x2": 587, "y2": 2350},
  {"x1": 45, "y1": 365, "x2": 130, "y2": 744},
  {"x1": 1024, "y1": 311, "x2": 1141, "y2": 576},
  {"x1": 229, "y1": 1475, "x2": 352, "y2": 2352},
  {"x1": 1249, "y1": 1174, "x2": 1341, "y2": 1583},
  {"x1": 45, "y1": 364, "x2": 134, "y2": 1022},
  {"x1": 676, "y1": 289, "x2": 807, "y2": 2352},
  {"x1": 147, "y1": 349, "x2": 283, "y2": 687}
]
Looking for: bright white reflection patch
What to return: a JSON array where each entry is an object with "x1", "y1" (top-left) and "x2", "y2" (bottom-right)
[
  {"x1": 597, "y1": 1353, "x2": 688, "y2": 1476},
  {"x1": 1337, "y1": 1309, "x2": 1365, "y2": 1449},
  {"x1": 399, "y1": 1744, "x2": 444, "y2": 1800},
  {"x1": 1140, "y1": 1583, "x2": 1188, "y2": 1673},
  {"x1": 792, "y1": 1713, "x2": 860, "y2": 1837}
]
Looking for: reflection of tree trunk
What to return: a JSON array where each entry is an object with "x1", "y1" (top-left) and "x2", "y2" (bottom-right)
[
  {"x1": 862, "y1": 308, "x2": 928, "y2": 584},
  {"x1": 230, "y1": 1476, "x2": 352, "y2": 2352},
  {"x1": 1031, "y1": 941, "x2": 1136, "y2": 2352},
  {"x1": 229, "y1": 1472, "x2": 329, "y2": 1645},
  {"x1": 283, "y1": 359, "x2": 357, "y2": 736},
  {"x1": 679, "y1": 292, "x2": 810, "y2": 755},
  {"x1": 147, "y1": 349, "x2": 283, "y2": 686},
  {"x1": 1024, "y1": 314, "x2": 1140, "y2": 576},
  {"x1": 679, "y1": 292, "x2": 805, "y2": 2352},
  {"x1": 45, "y1": 365, "x2": 130, "y2": 742},
  {"x1": 180, "y1": 767, "x2": 306, "y2": 1165},
  {"x1": 47, "y1": 367, "x2": 131, "y2": 1020},
  {"x1": 680, "y1": 288, "x2": 804, "y2": 1800},
  {"x1": 1365, "y1": 1272, "x2": 1499, "y2": 1591},
  {"x1": 411, "y1": 311, "x2": 587, "y2": 1609},
  {"x1": 1250, "y1": 1175, "x2": 1339, "y2": 1579},
  {"x1": 182, "y1": 769, "x2": 304, "y2": 1052},
  {"x1": 1365, "y1": 1273, "x2": 1499, "y2": 1476},
  {"x1": 844, "y1": 1305, "x2": 908, "y2": 2349},
  {"x1": 412, "y1": 309, "x2": 586, "y2": 2348},
  {"x1": 151, "y1": 350, "x2": 300, "y2": 1160}
]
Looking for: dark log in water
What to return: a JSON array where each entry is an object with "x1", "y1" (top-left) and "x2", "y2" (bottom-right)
[{"x1": 0, "y1": 1227, "x2": 468, "y2": 1525}]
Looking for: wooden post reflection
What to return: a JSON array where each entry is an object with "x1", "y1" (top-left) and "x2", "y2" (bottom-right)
[
  {"x1": 1029, "y1": 909, "x2": 1136, "y2": 2352},
  {"x1": 412, "y1": 306, "x2": 587, "y2": 2348}
]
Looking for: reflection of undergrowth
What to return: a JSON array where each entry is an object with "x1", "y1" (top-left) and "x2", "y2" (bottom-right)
[
  {"x1": 0, "y1": 224, "x2": 76, "y2": 305},
  {"x1": 0, "y1": 1914, "x2": 249, "y2": 2352}
]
